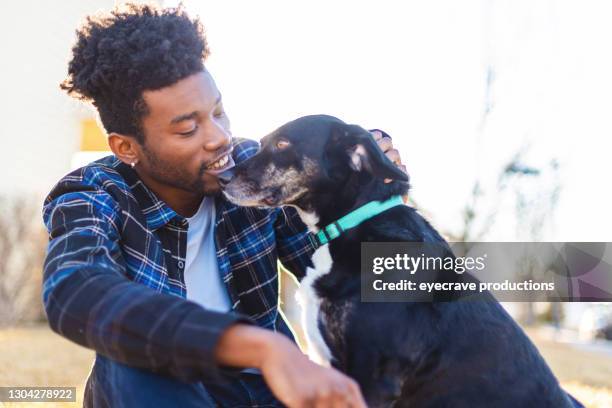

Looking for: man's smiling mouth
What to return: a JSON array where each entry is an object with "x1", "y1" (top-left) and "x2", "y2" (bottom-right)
[
  {"x1": 206, "y1": 153, "x2": 230, "y2": 170},
  {"x1": 203, "y1": 150, "x2": 236, "y2": 176}
]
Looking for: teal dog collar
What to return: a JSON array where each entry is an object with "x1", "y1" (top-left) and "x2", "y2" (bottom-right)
[{"x1": 315, "y1": 195, "x2": 404, "y2": 245}]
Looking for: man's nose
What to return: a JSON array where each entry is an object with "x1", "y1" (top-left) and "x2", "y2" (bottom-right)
[
  {"x1": 205, "y1": 125, "x2": 232, "y2": 151},
  {"x1": 217, "y1": 168, "x2": 235, "y2": 187}
]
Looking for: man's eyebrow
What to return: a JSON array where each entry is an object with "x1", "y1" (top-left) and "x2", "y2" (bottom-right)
[
  {"x1": 169, "y1": 94, "x2": 223, "y2": 125},
  {"x1": 170, "y1": 111, "x2": 198, "y2": 125}
]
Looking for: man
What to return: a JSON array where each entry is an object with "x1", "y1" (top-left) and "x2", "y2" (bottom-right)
[{"x1": 43, "y1": 3, "x2": 405, "y2": 407}]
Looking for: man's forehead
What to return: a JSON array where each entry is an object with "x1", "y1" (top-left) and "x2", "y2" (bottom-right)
[{"x1": 141, "y1": 71, "x2": 220, "y2": 117}]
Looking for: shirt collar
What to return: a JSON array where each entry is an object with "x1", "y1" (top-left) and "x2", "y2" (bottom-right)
[{"x1": 113, "y1": 157, "x2": 183, "y2": 231}]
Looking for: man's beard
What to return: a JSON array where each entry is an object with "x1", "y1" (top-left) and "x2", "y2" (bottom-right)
[{"x1": 141, "y1": 145, "x2": 220, "y2": 196}]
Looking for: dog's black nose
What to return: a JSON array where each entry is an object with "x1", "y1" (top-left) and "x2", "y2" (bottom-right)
[{"x1": 217, "y1": 168, "x2": 235, "y2": 186}]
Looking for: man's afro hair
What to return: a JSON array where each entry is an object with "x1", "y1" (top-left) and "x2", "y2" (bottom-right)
[{"x1": 61, "y1": 3, "x2": 209, "y2": 143}]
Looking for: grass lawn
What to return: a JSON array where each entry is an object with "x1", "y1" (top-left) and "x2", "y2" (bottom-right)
[{"x1": 0, "y1": 324, "x2": 610, "y2": 407}]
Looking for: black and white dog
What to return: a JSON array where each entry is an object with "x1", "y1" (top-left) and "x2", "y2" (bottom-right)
[{"x1": 221, "y1": 115, "x2": 576, "y2": 407}]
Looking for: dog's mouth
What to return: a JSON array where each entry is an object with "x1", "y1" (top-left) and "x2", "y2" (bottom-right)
[
  {"x1": 261, "y1": 189, "x2": 287, "y2": 207},
  {"x1": 222, "y1": 180, "x2": 282, "y2": 208},
  {"x1": 262, "y1": 195, "x2": 278, "y2": 206},
  {"x1": 249, "y1": 189, "x2": 282, "y2": 207},
  {"x1": 221, "y1": 163, "x2": 309, "y2": 209}
]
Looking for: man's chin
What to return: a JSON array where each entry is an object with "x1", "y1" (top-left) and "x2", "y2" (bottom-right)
[
  {"x1": 201, "y1": 183, "x2": 222, "y2": 197},
  {"x1": 199, "y1": 174, "x2": 222, "y2": 196}
]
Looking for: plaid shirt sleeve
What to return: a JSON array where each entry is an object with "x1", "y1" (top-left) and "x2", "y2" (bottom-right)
[{"x1": 43, "y1": 189, "x2": 252, "y2": 383}]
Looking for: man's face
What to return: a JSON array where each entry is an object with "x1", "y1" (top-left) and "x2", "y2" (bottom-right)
[{"x1": 137, "y1": 70, "x2": 234, "y2": 196}]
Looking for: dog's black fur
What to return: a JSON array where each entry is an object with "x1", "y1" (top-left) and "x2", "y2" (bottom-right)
[{"x1": 222, "y1": 115, "x2": 574, "y2": 407}]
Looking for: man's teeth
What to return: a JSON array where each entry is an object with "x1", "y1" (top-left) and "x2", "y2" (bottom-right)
[{"x1": 208, "y1": 155, "x2": 229, "y2": 170}]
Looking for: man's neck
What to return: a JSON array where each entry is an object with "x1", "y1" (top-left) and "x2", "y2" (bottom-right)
[
  {"x1": 160, "y1": 190, "x2": 204, "y2": 218},
  {"x1": 137, "y1": 173, "x2": 204, "y2": 218}
]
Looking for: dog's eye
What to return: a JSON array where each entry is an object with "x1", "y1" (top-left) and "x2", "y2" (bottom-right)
[{"x1": 275, "y1": 139, "x2": 290, "y2": 150}]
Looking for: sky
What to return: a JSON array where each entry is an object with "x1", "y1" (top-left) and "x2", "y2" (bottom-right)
[{"x1": 163, "y1": 0, "x2": 612, "y2": 242}]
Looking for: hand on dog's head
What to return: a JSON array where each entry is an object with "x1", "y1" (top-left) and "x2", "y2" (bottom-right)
[{"x1": 326, "y1": 121, "x2": 409, "y2": 184}]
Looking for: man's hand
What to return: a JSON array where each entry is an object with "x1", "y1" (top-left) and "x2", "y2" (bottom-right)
[
  {"x1": 372, "y1": 130, "x2": 409, "y2": 203},
  {"x1": 215, "y1": 324, "x2": 367, "y2": 408},
  {"x1": 260, "y1": 333, "x2": 367, "y2": 408}
]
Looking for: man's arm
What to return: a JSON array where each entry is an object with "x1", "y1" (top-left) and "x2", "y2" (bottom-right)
[
  {"x1": 44, "y1": 189, "x2": 366, "y2": 406},
  {"x1": 43, "y1": 189, "x2": 251, "y2": 382},
  {"x1": 215, "y1": 324, "x2": 367, "y2": 407}
]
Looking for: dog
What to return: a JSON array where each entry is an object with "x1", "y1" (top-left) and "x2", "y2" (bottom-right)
[{"x1": 221, "y1": 115, "x2": 577, "y2": 407}]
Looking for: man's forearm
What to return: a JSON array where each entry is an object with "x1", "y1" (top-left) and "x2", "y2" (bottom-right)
[
  {"x1": 214, "y1": 323, "x2": 288, "y2": 369},
  {"x1": 45, "y1": 266, "x2": 251, "y2": 382},
  {"x1": 215, "y1": 321, "x2": 368, "y2": 408}
]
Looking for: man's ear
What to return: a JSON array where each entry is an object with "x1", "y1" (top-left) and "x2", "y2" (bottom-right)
[
  {"x1": 343, "y1": 125, "x2": 409, "y2": 182},
  {"x1": 108, "y1": 132, "x2": 140, "y2": 166}
]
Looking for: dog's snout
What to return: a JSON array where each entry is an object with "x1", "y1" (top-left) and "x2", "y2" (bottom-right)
[{"x1": 217, "y1": 168, "x2": 235, "y2": 186}]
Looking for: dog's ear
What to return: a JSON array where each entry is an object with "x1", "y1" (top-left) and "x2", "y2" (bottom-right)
[{"x1": 341, "y1": 125, "x2": 409, "y2": 182}]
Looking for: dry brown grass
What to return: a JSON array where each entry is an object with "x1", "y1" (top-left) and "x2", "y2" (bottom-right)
[
  {"x1": 526, "y1": 328, "x2": 612, "y2": 408},
  {"x1": 0, "y1": 324, "x2": 93, "y2": 407},
  {"x1": 530, "y1": 330, "x2": 612, "y2": 388},
  {"x1": 0, "y1": 324, "x2": 610, "y2": 407}
]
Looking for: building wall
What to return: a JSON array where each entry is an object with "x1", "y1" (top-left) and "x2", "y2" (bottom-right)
[{"x1": 0, "y1": 1, "x2": 161, "y2": 198}]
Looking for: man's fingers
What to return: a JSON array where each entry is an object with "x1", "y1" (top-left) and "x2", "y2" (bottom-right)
[
  {"x1": 370, "y1": 130, "x2": 383, "y2": 141},
  {"x1": 328, "y1": 390, "x2": 348, "y2": 408},
  {"x1": 300, "y1": 392, "x2": 317, "y2": 408},
  {"x1": 385, "y1": 148, "x2": 401, "y2": 164},
  {"x1": 347, "y1": 380, "x2": 367, "y2": 408},
  {"x1": 312, "y1": 386, "x2": 342, "y2": 408},
  {"x1": 319, "y1": 375, "x2": 364, "y2": 408},
  {"x1": 376, "y1": 137, "x2": 393, "y2": 153},
  {"x1": 375, "y1": 133, "x2": 409, "y2": 180}
]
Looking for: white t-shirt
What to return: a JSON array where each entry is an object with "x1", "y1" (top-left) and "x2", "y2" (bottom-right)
[
  {"x1": 184, "y1": 197, "x2": 232, "y2": 312},
  {"x1": 185, "y1": 197, "x2": 262, "y2": 375}
]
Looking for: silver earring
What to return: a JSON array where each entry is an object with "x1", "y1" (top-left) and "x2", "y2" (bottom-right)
[{"x1": 131, "y1": 162, "x2": 137, "y2": 168}]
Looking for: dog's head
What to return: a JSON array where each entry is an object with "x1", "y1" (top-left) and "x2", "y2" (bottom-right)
[{"x1": 221, "y1": 115, "x2": 409, "y2": 221}]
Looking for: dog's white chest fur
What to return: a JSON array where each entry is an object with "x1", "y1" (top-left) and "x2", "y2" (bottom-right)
[{"x1": 296, "y1": 244, "x2": 334, "y2": 366}]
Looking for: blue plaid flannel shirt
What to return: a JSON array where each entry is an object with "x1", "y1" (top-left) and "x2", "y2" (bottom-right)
[{"x1": 42, "y1": 137, "x2": 317, "y2": 383}]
